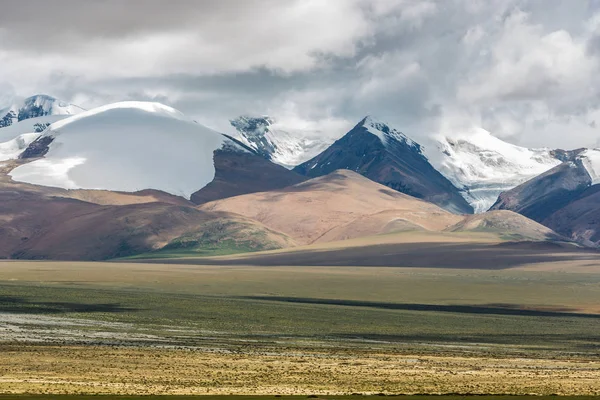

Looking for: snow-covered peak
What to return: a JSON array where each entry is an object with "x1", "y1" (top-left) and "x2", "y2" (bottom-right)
[
  {"x1": 0, "y1": 94, "x2": 84, "y2": 128},
  {"x1": 50, "y1": 101, "x2": 187, "y2": 131},
  {"x1": 359, "y1": 116, "x2": 418, "y2": 149},
  {"x1": 579, "y1": 149, "x2": 600, "y2": 185},
  {"x1": 230, "y1": 115, "x2": 334, "y2": 168},
  {"x1": 424, "y1": 126, "x2": 562, "y2": 212},
  {"x1": 9, "y1": 101, "x2": 226, "y2": 199}
]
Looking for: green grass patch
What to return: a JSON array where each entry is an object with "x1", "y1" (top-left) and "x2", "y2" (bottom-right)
[
  {"x1": 119, "y1": 218, "x2": 289, "y2": 260},
  {"x1": 121, "y1": 239, "x2": 260, "y2": 259}
]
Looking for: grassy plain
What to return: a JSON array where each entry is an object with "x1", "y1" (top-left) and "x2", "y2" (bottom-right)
[
  {"x1": 1, "y1": 239, "x2": 600, "y2": 395},
  {"x1": 1, "y1": 259, "x2": 600, "y2": 351}
]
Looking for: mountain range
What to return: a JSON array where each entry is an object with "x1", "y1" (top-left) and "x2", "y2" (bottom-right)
[
  {"x1": 293, "y1": 116, "x2": 473, "y2": 214},
  {"x1": 0, "y1": 94, "x2": 598, "y2": 260}
]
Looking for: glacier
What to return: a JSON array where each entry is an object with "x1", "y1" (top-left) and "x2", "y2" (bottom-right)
[
  {"x1": 423, "y1": 127, "x2": 562, "y2": 213},
  {"x1": 10, "y1": 102, "x2": 227, "y2": 199}
]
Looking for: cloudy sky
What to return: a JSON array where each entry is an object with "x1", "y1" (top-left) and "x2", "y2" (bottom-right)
[{"x1": 2, "y1": 0, "x2": 600, "y2": 148}]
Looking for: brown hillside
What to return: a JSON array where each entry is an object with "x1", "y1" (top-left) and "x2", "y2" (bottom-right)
[
  {"x1": 200, "y1": 170, "x2": 464, "y2": 245},
  {"x1": 447, "y1": 210, "x2": 565, "y2": 242}
]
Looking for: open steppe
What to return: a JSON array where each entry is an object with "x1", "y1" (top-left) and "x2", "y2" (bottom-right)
[{"x1": 1, "y1": 236, "x2": 600, "y2": 395}]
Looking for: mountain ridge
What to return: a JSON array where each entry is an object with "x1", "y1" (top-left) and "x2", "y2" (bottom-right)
[
  {"x1": 293, "y1": 116, "x2": 474, "y2": 214},
  {"x1": 491, "y1": 149, "x2": 600, "y2": 246},
  {"x1": 0, "y1": 95, "x2": 593, "y2": 257}
]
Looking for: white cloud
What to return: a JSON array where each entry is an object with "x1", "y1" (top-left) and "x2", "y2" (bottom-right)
[
  {"x1": 3, "y1": 0, "x2": 600, "y2": 150},
  {"x1": 0, "y1": 0, "x2": 374, "y2": 87},
  {"x1": 357, "y1": 53, "x2": 422, "y2": 98},
  {"x1": 458, "y1": 10, "x2": 597, "y2": 103},
  {"x1": 462, "y1": 25, "x2": 485, "y2": 46}
]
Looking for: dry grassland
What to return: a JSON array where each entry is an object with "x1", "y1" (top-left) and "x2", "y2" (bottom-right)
[
  {"x1": 1, "y1": 256, "x2": 600, "y2": 396},
  {"x1": 1, "y1": 344, "x2": 600, "y2": 396}
]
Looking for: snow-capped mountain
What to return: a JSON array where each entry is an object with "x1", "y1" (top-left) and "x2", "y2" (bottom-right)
[
  {"x1": 232, "y1": 114, "x2": 580, "y2": 214},
  {"x1": 423, "y1": 127, "x2": 565, "y2": 213},
  {"x1": 8, "y1": 101, "x2": 305, "y2": 203},
  {"x1": 294, "y1": 116, "x2": 474, "y2": 214},
  {"x1": 10, "y1": 102, "x2": 229, "y2": 198},
  {"x1": 230, "y1": 115, "x2": 334, "y2": 168},
  {"x1": 0, "y1": 94, "x2": 83, "y2": 128}
]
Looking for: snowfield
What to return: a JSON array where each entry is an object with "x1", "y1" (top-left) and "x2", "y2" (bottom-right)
[
  {"x1": 0, "y1": 115, "x2": 66, "y2": 142},
  {"x1": 0, "y1": 115, "x2": 68, "y2": 162},
  {"x1": 580, "y1": 149, "x2": 600, "y2": 185},
  {"x1": 423, "y1": 127, "x2": 561, "y2": 213},
  {"x1": 10, "y1": 102, "x2": 226, "y2": 198}
]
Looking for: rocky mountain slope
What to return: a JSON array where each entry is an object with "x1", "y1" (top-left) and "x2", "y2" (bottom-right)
[
  {"x1": 293, "y1": 116, "x2": 473, "y2": 214},
  {"x1": 230, "y1": 114, "x2": 575, "y2": 214},
  {"x1": 190, "y1": 143, "x2": 306, "y2": 204},
  {"x1": 491, "y1": 149, "x2": 600, "y2": 246},
  {"x1": 201, "y1": 169, "x2": 464, "y2": 244}
]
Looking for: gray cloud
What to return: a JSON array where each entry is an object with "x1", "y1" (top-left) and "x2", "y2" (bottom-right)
[
  {"x1": 1, "y1": 1, "x2": 282, "y2": 47},
  {"x1": 2, "y1": 0, "x2": 600, "y2": 149}
]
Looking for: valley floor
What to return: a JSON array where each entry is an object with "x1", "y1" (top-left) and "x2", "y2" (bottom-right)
[{"x1": 1, "y1": 242, "x2": 600, "y2": 395}]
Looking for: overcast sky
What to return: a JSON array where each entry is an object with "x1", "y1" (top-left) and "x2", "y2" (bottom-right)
[{"x1": 2, "y1": 0, "x2": 600, "y2": 149}]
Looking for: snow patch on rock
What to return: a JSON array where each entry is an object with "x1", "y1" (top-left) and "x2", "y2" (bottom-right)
[
  {"x1": 0, "y1": 132, "x2": 41, "y2": 162},
  {"x1": 362, "y1": 116, "x2": 417, "y2": 148},
  {"x1": 0, "y1": 115, "x2": 70, "y2": 162},
  {"x1": 230, "y1": 115, "x2": 334, "y2": 168}
]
